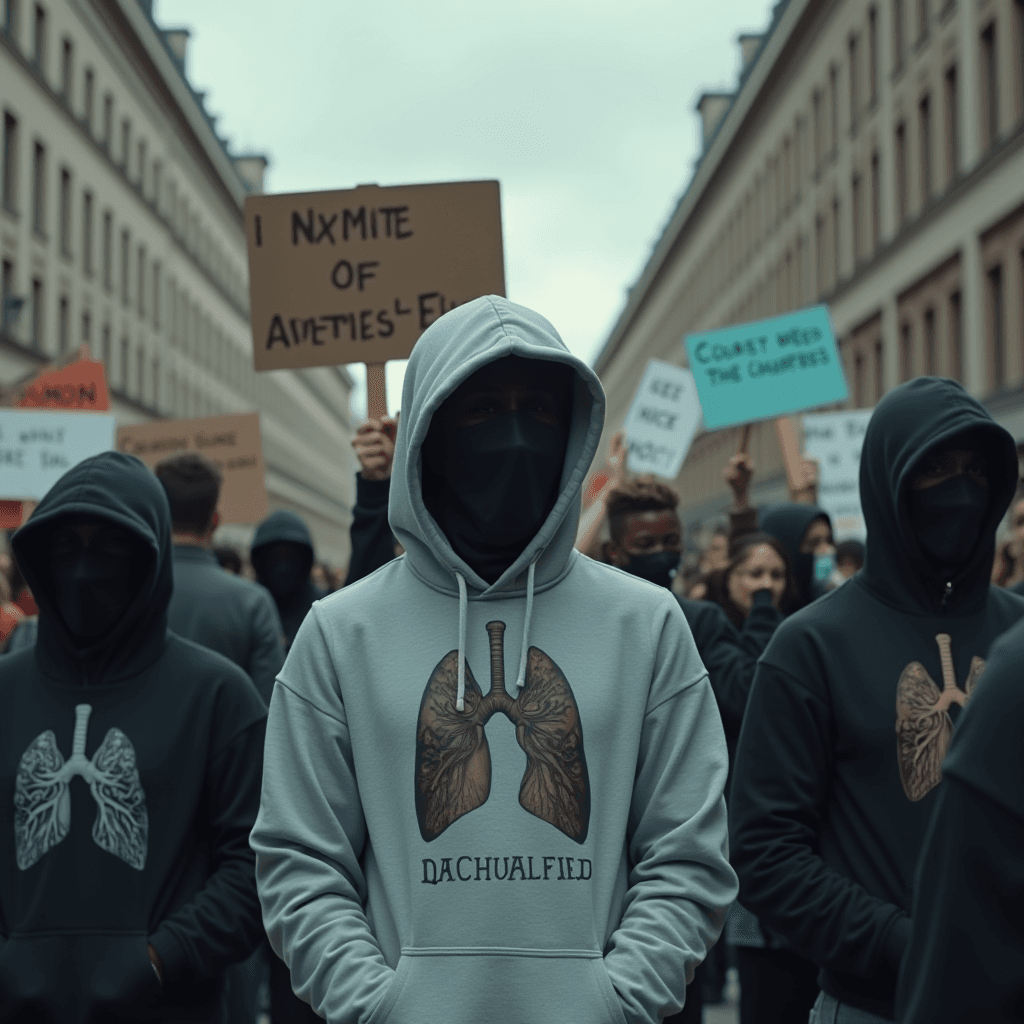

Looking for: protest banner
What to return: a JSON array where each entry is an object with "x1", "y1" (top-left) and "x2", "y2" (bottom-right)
[
  {"x1": 684, "y1": 305, "x2": 848, "y2": 430},
  {"x1": 116, "y1": 413, "x2": 268, "y2": 524},
  {"x1": 622, "y1": 360, "x2": 703, "y2": 479},
  {"x1": 0, "y1": 410, "x2": 116, "y2": 500},
  {"x1": 245, "y1": 180, "x2": 506, "y2": 418},
  {"x1": 17, "y1": 357, "x2": 110, "y2": 411},
  {"x1": 802, "y1": 409, "x2": 873, "y2": 540}
]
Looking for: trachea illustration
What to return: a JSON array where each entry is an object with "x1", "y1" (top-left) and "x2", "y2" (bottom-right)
[{"x1": 14, "y1": 703, "x2": 148, "y2": 871}]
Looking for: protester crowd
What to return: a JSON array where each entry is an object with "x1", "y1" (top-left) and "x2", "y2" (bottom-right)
[{"x1": 0, "y1": 295, "x2": 1022, "y2": 1024}]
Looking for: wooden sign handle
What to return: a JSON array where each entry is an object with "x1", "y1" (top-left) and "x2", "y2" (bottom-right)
[
  {"x1": 366, "y1": 362, "x2": 388, "y2": 421},
  {"x1": 737, "y1": 423, "x2": 752, "y2": 455},
  {"x1": 774, "y1": 416, "x2": 803, "y2": 493}
]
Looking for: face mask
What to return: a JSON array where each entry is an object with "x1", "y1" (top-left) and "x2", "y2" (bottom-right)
[
  {"x1": 809, "y1": 552, "x2": 837, "y2": 597},
  {"x1": 909, "y1": 475, "x2": 990, "y2": 568},
  {"x1": 624, "y1": 551, "x2": 680, "y2": 589},
  {"x1": 258, "y1": 555, "x2": 308, "y2": 601},
  {"x1": 424, "y1": 411, "x2": 567, "y2": 582}
]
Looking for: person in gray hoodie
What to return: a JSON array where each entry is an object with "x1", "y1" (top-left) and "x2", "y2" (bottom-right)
[{"x1": 250, "y1": 296, "x2": 737, "y2": 1024}]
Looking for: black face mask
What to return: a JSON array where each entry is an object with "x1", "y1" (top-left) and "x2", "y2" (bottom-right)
[
  {"x1": 909, "y1": 475, "x2": 990, "y2": 570},
  {"x1": 424, "y1": 410, "x2": 568, "y2": 584},
  {"x1": 49, "y1": 529, "x2": 148, "y2": 641},
  {"x1": 256, "y1": 549, "x2": 309, "y2": 602},
  {"x1": 624, "y1": 551, "x2": 680, "y2": 589}
]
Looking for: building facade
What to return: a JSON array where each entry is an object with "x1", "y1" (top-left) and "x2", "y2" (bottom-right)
[
  {"x1": 1, "y1": 0, "x2": 355, "y2": 563},
  {"x1": 594, "y1": 0, "x2": 1024, "y2": 529}
]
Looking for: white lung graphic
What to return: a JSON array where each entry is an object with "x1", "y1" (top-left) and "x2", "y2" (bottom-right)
[{"x1": 14, "y1": 703, "x2": 148, "y2": 871}]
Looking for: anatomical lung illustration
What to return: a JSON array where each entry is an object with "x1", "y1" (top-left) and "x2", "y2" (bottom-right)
[
  {"x1": 896, "y1": 633, "x2": 985, "y2": 802},
  {"x1": 14, "y1": 703, "x2": 148, "y2": 871},
  {"x1": 416, "y1": 621, "x2": 590, "y2": 844}
]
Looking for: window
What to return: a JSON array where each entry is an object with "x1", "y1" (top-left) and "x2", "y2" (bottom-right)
[
  {"x1": 82, "y1": 190, "x2": 92, "y2": 275},
  {"x1": 829, "y1": 65, "x2": 839, "y2": 153},
  {"x1": 870, "y1": 150, "x2": 881, "y2": 250},
  {"x1": 869, "y1": 7, "x2": 879, "y2": 105},
  {"x1": 120, "y1": 119, "x2": 130, "y2": 173},
  {"x1": 894, "y1": 0, "x2": 905, "y2": 68},
  {"x1": 137, "y1": 140, "x2": 146, "y2": 192},
  {"x1": 1016, "y1": 0, "x2": 1024, "y2": 120},
  {"x1": 1, "y1": 259, "x2": 12, "y2": 336},
  {"x1": 917, "y1": 0, "x2": 929, "y2": 41},
  {"x1": 4, "y1": 0, "x2": 19, "y2": 39},
  {"x1": 136, "y1": 345, "x2": 144, "y2": 398},
  {"x1": 83, "y1": 68, "x2": 93, "y2": 131},
  {"x1": 2, "y1": 111, "x2": 17, "y2": 212},
  {"x1": 849, "y1": 35, "x2": 860, "y2": 130},
  {"x1": 989, "y1": 264, "x2": 1005, "y2": 387},
  {"x1": 60, "y1": 36, "x2": 71, "y2": 102},
  {"x1": 137, "y1": 245, "x2": 144, "y2": 317},
  {"x1": 815, "y1": 214, "x2": 826, "y2": 294},
  {"x1": 81, "y1": 309, "x2": 90, "y2": 346},
  {"x1": 900, "y1": 321, "x2": 913, "y2": 381},
  {"x1": 919, "y1": 93, "x2": 932, "y2": 201},
  {"x1": 102, "y1": 93, "x2": 112, "y2": 152},
  {"x1": 30, "y1": 276, "x2": 42, "y2": 350},
  {"x1": 832, "y1": 197, "x2": 841, "y2": 284},
  {"x1": 120, "y1": 229, "x2": 129, "y2": 305},
  {"x1": 981, "y1": 22, "x2": 998, "y2": 149},
  {"x1": 945, "y1": 65, "x2": 959, "y2": 179},
  {"x1": 896, "y1": 122, "x2": 908, "y2": 224},
  {"x1": 101, "y1": 322, "x2": 110, "y2": 368},
  {"x1": 152, "y1": 160, "x2": 161, "y2": 210},
  {"x1": 102, "y1": 211, "x2": 112, "y2": 290},
  {"x1": 854, "y1": 352, "x2": 865, "y2": 406},
  {"x1": 949, "y1": 290, "x2": 962, "y2": 379},
  {"x1": 852, "y1": 174, "x2": 863, "y2": 262},
  {"x1": 152, "y1": 261, "x2": 160, "y2": 329},
  {"x1": 32, "y1": 3, "x2": 44, "y2": 69},
  {"x1": 120, "y1": 336, "x2": 129, "y2": 389},
  {"x1": 874, "y1": 340, "x2": 884, "y2": 400},
  {"x1": 924, "y1": 307, "x2": 935, "y2": 374},
  {"x1": 813, "y1": 90, "x2": 823, "y2": 169},
  {"x1": 59, "y1": 166, "x2": 70, "y2": 255},
  {"x1": 58, "y1": 293, "x2": 67, "y2": 353},
  {"x1": 152, "y1": 357, "x2": 160, "y2": 409},
  {"x1": 31, "y1": 140, "x2": 44, "y2": 235}
]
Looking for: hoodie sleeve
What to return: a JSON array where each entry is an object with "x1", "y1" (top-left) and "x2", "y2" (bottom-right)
[
  {"x1": 346, "y1": 475, "x2": 397, "y2": 586},
  {"x1": 245, "y1": 587, "x2": 286, "y2": 705},
  {"x1": 603, "y1": 601, "x2": 738, "y2": 1024},
  {"x1": 249, "y1": 611, "x2": 393, "y2": 1024},
  {"x1": 149, "y1": 712, "x2": 267, "y2": 987},
  {"x1": 729, "y1": 660, "x2": 909, "y2": 977}
]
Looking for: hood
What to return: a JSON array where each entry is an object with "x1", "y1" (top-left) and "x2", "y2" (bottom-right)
[
  {"x1": 11, "y1": 451, "x2": 173, "y2": 683},
  {"x1": 759, "y1": 502, "x2": 831, "y2": 608},
  {"x1": 251, "y1": 509, "x2": 316, "y2": 556},
  {"x1": 858, "y1": 376, "x2": 1017, "y2": 615},
  {"x1": 389, "y1": 295, "x2": 605, "y2": 599}
]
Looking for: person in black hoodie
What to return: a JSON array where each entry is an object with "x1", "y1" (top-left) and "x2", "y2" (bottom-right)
[
  {"x1": 729, "y1": 377, "x2": 1024, "y2": 1023},
  {"x1": 0, "y1": 451, "x2": 266, "y2": 1023},
  {"x1": 757, "y1": 502, "x2": 835, "y2": 610},
  {"x1": 895, "y1": 616, "x2": 1024, "y2": 1023},
  {"x1": 347, "y1": 415, "x2": 403, "y2": 585},
  {"x1": 250, "y1": 510, "x2": 326, "y2": 648}
]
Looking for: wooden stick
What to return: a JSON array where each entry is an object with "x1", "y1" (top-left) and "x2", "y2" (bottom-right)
[
  {"x1": 738, "y1": 423, "x2": 752, "y2": 455},
  {"x1": 365, "y1": 362, "x2": 388, "y2": 421},
  {"x1": 774, "y1": 416, "x2": 803, "y2": 493}
]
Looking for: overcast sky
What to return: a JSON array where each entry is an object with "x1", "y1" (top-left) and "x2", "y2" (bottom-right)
[{"x1": 157, "y1": 0, "x2": 776, "y2": 418}]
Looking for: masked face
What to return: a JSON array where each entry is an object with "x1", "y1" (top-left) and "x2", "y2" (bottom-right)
[
  {"x1": 48, "y1": 519, "x2": 149, "y2": 641},
  {"x1": 609, "y1": 509, "x2": 683, "y2": 589},
  {"x1": 422, "y1": 356, "x2": 573, "y2": 583},
  {"x1": 256, "y1": 542, "x2": 310, "y2": 600}
]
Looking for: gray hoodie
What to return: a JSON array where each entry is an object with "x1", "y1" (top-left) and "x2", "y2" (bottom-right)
[{"x1": 250, "y1": 296, "x2": 736, "y2": 1024}]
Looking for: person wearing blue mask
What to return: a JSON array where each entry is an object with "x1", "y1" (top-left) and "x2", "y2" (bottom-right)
[
  {"x1": 729, "y1": 378, "x2": 1024, "y2": 1024},
  {"x1": 757, "y1": 504, "x2": 836, "y2": 608}
]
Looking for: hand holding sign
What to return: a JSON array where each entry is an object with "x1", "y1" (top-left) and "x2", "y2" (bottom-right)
[
  {"x1": 352, "y1": 417, "x2": 397, "y2": 482},
  {"x1": 622, "y1": 361, "x2": 703, "y2": 480}
]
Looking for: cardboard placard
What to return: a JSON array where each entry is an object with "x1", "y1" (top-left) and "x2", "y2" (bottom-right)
[
  {"x1": 684, "y1": 305, "x2": 848, "y2": 430},
  {"x1": 18, "y1": 358, "x2": 110, "y2": 410},
  {"x1": 0, "y1": 410, "x2": 116, "y2": 500},
  {"x1": 802, "y1": 410, "x2": 873, "y2": 540},
  {"x1": 622, "y1": 360, "x2": 703, "y2": 479},
  {"x1": 117, "y1": 413, "x2": 268, "y2": 524},
  {"x1": 246, "y1": 180, "x2": 506, "y2": 372}
]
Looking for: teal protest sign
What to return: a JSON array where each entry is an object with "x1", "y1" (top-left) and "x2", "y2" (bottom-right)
[{"x1": 684, "y1": 306, "x2": 848, "y2": 429}]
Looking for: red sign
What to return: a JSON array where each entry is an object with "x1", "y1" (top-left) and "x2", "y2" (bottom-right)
[{"x1": 18, "y1": 359, "x2": 110, "y2": 410}]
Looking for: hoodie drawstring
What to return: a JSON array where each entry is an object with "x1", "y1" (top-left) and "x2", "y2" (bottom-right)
[
  {"x1": 455, "y1": 571, "x2": 468, "y2": 712},
  {"x1": 514, "y1": 560, "x2": 537, "y2": 693}
]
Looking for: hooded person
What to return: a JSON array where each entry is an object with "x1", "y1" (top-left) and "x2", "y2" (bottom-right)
[
  {"x1": 249, "y1": 510, "x2": 326, "y2": 648},
  {"x1": 250, "y1": 296, "x2": 737, "y2": 1024},
  {"x1": 728, "y1": 377, "x2": 1024, "y2": 1023},
  {"x1": 757, "y1": 502, "x2": 835, "y2": 609},
  {"x1": 0, "y1": 451, "x2": 267, "y2": 1023}
]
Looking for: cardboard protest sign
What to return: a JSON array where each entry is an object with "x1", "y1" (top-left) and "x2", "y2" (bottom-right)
[
  {"x1": 684, "y1": 306, "x2": 848, "y2": 430},
  {"x1": 802, "y1": 409, "x2": 873, "y2": 540},
  {"x1": 117, "y1": 413, "x2": 268, "y2": 524},
  {"x1": 245, "y1": 180, "x2": 506, "y2": 373},
  {"x1": 18, "y1": 358, "x2": 110, "y2": 410},
  {"x1": 0, "y1": 410, "x2": 116, "y2": 499},
  {"x1": 622, "y1": 360, "x2": 703, "y2": 479}
]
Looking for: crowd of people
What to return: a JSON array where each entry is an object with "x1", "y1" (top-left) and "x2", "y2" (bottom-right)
[{"x1": 0, "y1": 295, "x2": 1022, "y2": 1024}]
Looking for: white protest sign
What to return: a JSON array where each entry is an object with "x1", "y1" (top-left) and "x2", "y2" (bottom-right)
[
  {"x1": 0, "y1": 409, "x2": 116, "y2": 500},
  {"x1": 802, "y1": 409, "x2": 873, "y2": 541},
  {"x1": 622, "y1": 360, "x2": 703, "y2": 479}
]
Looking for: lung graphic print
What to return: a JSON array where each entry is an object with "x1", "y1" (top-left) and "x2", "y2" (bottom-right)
[
  {"x1": 415, "y1": 621, "x2": 590, "y2": 843},
  {"x1": 896, "y1": 632, "x2": 985, "y2": 802},
  {"x1": 14, "y1": 703, "x2": 148, "y2": 870}
]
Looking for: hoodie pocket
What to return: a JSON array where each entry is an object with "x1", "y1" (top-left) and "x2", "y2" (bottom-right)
[
  {"x1": 0, "y1": 932, "x2": 163, "y2": 1022},
  {"x1": 367, "y1": 949, "x2": 628, "y2": 1024}
]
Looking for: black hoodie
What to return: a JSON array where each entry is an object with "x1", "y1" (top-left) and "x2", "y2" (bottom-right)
[
  {"x1": 759, "y1": 502, "x2": 831, "y2": 609},
  {"x1": 0, "y1": 452, "x2": 266, "y2": 1024},
  {"x1": 249, "y1": 510, "x2": 326, "y2": 647},
  {"x1": 895, "y1": 616, "x2": 1024, "y2": 1024},
  {"x1": 729, "y1": 378, "x2": 1024, "y2": 1020}
]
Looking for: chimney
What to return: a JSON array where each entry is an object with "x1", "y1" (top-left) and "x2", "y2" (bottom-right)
[
  {"x1": 163, "y1": 28, "x2": 189, "y2": 67},
  {"x1": 696, "y1": 93, "x2": 733, "y2": 149},
  {"x1": 738, "y1": 33, "x2": 765, "y2": 71},
  {"x1": 233, "y1": 155, "x2": 269, "y2": 194}
]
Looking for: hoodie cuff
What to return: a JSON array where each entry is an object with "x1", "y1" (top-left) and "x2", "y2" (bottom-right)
[
  {"x1": 878, "y1": 914, "x2": 912, "y2": 972},
  {"x1": 148, "y1": 927, "x2": 191, "y2": 988},
  {"x1": 356, "y1": 474, "x2": 391, "y2": 510}
]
